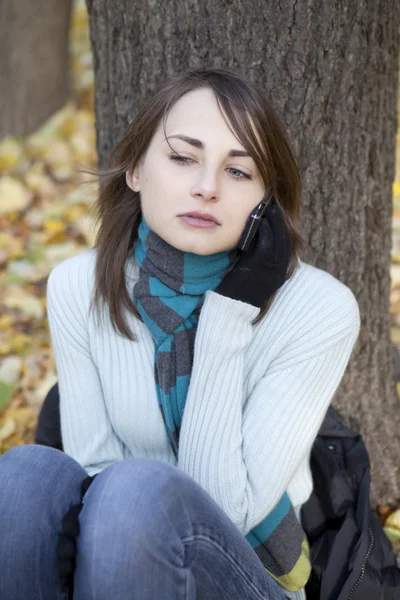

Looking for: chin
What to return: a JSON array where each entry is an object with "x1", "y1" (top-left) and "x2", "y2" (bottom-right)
[
  {"x1": 170, "y1": 238, "x2": 224, "y2": 256},
  {"x1": 175, "y1": 243, "x2": 217, "y2": 255}
]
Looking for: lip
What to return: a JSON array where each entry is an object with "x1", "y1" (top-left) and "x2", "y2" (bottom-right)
[
  {"x1": 178, "y1": 211, "x2": 221, "y2": 225},
  {"x1": 179, "y1": 216, "x2": 219, "y2": 229}
]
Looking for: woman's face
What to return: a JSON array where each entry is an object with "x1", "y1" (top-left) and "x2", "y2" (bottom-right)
[{"x1": 126, "y1": 87, "x2": 265, "y2": 255}]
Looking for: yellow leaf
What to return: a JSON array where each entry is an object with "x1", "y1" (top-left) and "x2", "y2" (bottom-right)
[
  {"x1": 0, "y1": 356, "x2": 23, "y2": 385},
  {"x1": 386, "y1": 508, "x2": 400, "y2": 528},
  {"x1": 8, "y1": 211, "x2": 20, "y2": 223},
  {"x1": 58, "y1": 115, "x2": 78, "y2": 137},
  {"x1": 0, "y1": 342, "x2": 12, "y2": 356},
  {"x1": 6, "y1": 408, "x2": 37, "y2": 429},
  {"x1": 394, "y1": 182, "x2": 400, "y2": 197},
  {"x1": 384, "y1": 509, "x2": 400, "y2": 551},
  {"x1": 0, "y1": 315, "x2": 13, "y2": 330},
  {"x1": 24, "y1": 171, "x2": 56, "y2": 197},
  {"x1": 384, "y1": 526, "x2": 400, "y2": 552},
  {"x1": 11, "y1": 333, "x2": 33, "y2": 354},
  {"x1": 44, "y1": 220, "x2": 66, "y2": 234},
  {"x1": 0, "y1": 138, "x2": 23, "y2": 173},
  {"x1": 43, "y1": 230, "x2": 68, "y2": 244},
  {"x1": 0, "y1": 177, "x2": 32, "y2": 214},
  {"x1": 4, "y1": 287, "x2": 44, "y2": 319},
  {"x1": 391, "y1": 327, "x2": 400, "y2": 344},
  {"x1": 24, "y1": 208, "x2": 44, "y2": 230},
  {"x1": 64, "y1": 205, "x2": 86, "y2": 221},
  {"x1": 70, "y1": 133, "x2": 95, "y2": 162},
  {"x1": 0, "y1": 233, "x2": 24, "y2": 259},
  {"x1": 43, "y1": 140, "x2": 71, "y2": 165},
  {"x1": 24, "y1": 133, "x2": 51, "y2": 160},
  {"x1": 0, "y1": 418, "x2": 17, "y2": 442}
]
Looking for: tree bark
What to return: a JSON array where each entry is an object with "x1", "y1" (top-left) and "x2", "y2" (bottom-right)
[
  {"x1": 0, "y1": 0, "x2": 73, "y2": 138},
  {"x1": 87, "y1": 0, "x2": 400, "y2": 507}
]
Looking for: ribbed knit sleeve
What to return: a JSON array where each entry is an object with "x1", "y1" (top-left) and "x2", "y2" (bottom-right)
[
  {"x1": 177, "y1": 271, "x2": 360, "y2": 536},
  {"x1": 46, "y1": 251, "x2": 125, "y2": 476}
]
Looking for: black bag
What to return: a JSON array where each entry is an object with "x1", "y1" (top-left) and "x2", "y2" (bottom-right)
[{"x1": 301, "y1": 406, "x2": 400, "y2": 600}]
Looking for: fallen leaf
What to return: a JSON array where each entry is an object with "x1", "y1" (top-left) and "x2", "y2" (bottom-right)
[
  {"x1": 0, "y1": 382, "x2": 12, "y2": 411},
  {"x1": 7, "y1": 259, "x2": 49, "y2": 282},
  {"x1": 384, "y1": 509, "x2": 400, "y2": 552},
  {"x1": 43, "y1": 140, "x2": 74, "y2": 182},
  {"x1": 0, "y1": 138, "x2": 23, "y2": 173},
  {"x1": 30, "y1": 371, "x2": 58, "y2": 409},
  {"x1": 0, "y1": 177, "x2": 32, "y2": 214},
  {"x1": 0, "y1": 417, "x2": 16, "y2": 441},
  {"x1": 0, "y1": 356, "x2": 23, "y2": 386},
  {"x1": 391, "y1": 327, "x2": 400, "y2": 344},
  {"x1": 24, "y1": 171, "x2": 57, "y2": 197},
  {"x1": 11, "y1": 333, "x2": 34, "y2": 354},
  {"x1": 0, "y1": 315, "x2": 13, "y2": 330},
  {"x1": 6, "y1": 407, "x2": 37, "y2": 429},
  {"x1": 4, "y1": 286, "x2": 44, "y2": 319},
  {"x1": 43, "y1": 219, "x2": 66, "y2": 234}
]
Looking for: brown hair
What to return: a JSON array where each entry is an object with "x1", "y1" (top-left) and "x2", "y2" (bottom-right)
[{"x1": 90, "y1": 68, "x2": 306, "y2": 340}]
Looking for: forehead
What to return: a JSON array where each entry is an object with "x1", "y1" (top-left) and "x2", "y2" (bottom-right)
[{"x1": 161, "y1": 88, "x2": 244, "y2": 146}]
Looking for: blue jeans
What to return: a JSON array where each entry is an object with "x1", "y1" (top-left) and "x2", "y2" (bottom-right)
[{"x1": 0, "y1": 444, "x2": 287, "y2": 600}]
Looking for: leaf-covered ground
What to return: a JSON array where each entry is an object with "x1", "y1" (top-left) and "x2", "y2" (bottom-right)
[
  {"x1": 1, "y1": 0, "x2": 400, "y2": 553},
  {"x1": 0, "y1": 1, "x2": 97, "y2": 447}
]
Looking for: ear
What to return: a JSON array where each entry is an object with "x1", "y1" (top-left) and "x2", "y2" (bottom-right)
[{"x1": 125, "y1": 164, "x2": 140, "y2": 192}]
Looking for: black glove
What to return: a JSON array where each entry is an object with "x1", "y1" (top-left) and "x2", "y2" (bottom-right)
[
  {"x1": 57, "y1": 474, "x2": 97, "y2": 594},
  {"x1": 215, "y1": 203, "x2": 292, "y2": 309}
]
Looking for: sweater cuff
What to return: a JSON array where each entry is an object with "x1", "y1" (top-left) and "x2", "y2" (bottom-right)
[{"x1": 201, "y1": 290, "x2": 260, "y2": 329}]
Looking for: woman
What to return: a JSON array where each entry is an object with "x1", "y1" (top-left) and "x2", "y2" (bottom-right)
[{"x1": 0, "y1": 69, "x2": 360, "y2": 600}]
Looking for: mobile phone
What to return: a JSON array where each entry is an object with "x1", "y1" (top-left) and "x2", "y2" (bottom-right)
[{"x1": 237, "y1": 186, "x2": 274, "y2": 251}]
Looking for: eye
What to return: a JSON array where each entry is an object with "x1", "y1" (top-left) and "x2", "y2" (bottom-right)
[
  {"x1": 227, "y1": 168, "x2": 252, "y2": 181},
  {"x1": 169, "y1": 154, "x2": 194, "y2": 165}
]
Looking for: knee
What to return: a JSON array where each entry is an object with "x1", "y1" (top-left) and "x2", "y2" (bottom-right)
[
  {"x1": 0, "y1": 444, "x2": 86, "y2": 517},
  {"x1": 0, "y1": 445, "x2": 86, "y2": 567},
  {"x1": 1, "y1": 443, "x2": 81, "y2": 483},
  {"x1": 0, "y1": 443, "x2": 63, "y2": 484},
  {"x1": 83, "y1": 457, "x2": 196, "y2": 518},
  {"x1": 76, "y1": 459, "x2": 192, "y2": 589},
  {"x1": 1, "y1": 442, "x2": 62, "y2": 468},
  {"x1": 79, "y1": 458, "x2": 195, "y2": 547}
]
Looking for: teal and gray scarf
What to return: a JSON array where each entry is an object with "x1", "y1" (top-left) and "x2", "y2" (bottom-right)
[{"x1": 132, "y1": 217, "x2": 310, "y2": 592}]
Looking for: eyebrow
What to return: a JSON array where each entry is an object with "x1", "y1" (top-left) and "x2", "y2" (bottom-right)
[{"x1": 166, "y1": 134, "x2": 251, "y2": 158}]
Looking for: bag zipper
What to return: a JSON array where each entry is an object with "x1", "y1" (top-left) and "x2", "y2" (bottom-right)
[{"x1": 347, "y1": 526, "x2": 374, "y2": 599}]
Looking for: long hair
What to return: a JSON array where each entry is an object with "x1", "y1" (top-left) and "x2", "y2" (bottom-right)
[{"x1": 90, "y1": 68, "x2": 306, "y2": 340}]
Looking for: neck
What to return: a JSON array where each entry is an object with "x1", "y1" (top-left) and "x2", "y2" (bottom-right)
[{"x1": 133, "y1": 216, "x2": 238, "y2": 294}]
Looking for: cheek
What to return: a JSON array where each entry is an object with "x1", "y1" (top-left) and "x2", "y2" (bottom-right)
[
  {"x1": 138, "y1": 173, "x2": 162, "y2": 210},
  {"x1": 142, "y1": 159, "x2": 186, "y2": 197},
  {"x1": 230, "y1": 200, "x2": 254, "y2": 224}
]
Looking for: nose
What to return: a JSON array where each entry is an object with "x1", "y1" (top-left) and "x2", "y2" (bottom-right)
[{"x1": 190, "y1": 165, "x2": 219, "y2": 202}]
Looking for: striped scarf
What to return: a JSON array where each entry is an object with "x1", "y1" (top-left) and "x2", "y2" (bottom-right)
[{"x1": 132, "y1": 217, "x2": 311, "y2": 592}]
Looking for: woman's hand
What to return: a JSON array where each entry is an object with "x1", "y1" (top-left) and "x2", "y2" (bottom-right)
[{"x1": 215, "y1": 204, "x2": 292, "y2": 309}]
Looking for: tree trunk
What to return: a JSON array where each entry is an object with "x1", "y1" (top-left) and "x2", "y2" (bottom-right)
[
  {"x1": 87, "y1": 0, "x2": 400, "y2": 507},
  {"x1": 0, "y1": 0, "x2": 73, "y2": 138}
]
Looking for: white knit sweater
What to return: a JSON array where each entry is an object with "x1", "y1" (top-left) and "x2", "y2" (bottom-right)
[{"x1": 47, "y1": 249, "x2": 360, "y2": 595}]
